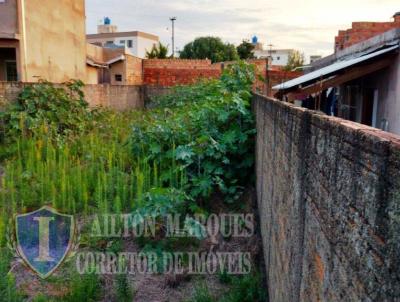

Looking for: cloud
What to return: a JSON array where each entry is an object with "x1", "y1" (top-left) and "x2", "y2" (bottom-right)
[{"x1": 85, "y1": 0, "x2": 400, "y2": 61}]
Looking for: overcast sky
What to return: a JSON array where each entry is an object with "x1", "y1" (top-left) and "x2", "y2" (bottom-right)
[{"x1": 85, "y1": 0, "x2": 399, "y2": 61}]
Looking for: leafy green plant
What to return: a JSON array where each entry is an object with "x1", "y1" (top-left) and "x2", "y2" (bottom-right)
[
  {"x1": 130, "y1": 61, "x2": 256, "y2": 204},
  {"x1": 0, "y1": 249, "x2": 25, "y2": 302},
  {"x1": 32, "y1": 294, "x2": 55, "y2": 302},
  {"x1": 189, "y1": 283, "x2": 214, "y2": 302},
  {"x1": 219, "y1": 273, "x2": 266, "y2": 302},
  {"x1": 146, "y1": 42, "x2": 169, "y2": 59},
  {"x1": 115, "y1": 258, "x2": 133, "y2": 302},
  {"x1": 62, "y1": 272, "x2": 102, "y2": 302},
  {"x1": 218, "y1": 268, "x2": 232, "y2": 284},
  {"x1": 1, "y1": 80, "x2": 92, "y2": 142}
]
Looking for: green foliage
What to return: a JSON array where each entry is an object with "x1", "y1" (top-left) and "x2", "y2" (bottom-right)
[
  {"x1": 130, "y1": 61, "x2": 256, "y2": 204},
  {"x1": 0, "y1": 249, "x2": 25, "y2": 302},
  {"x1": 180, "y1": 37, "x2": 239, "y2": 63},
  {"x1": 218, "y1": 268, "x2": 232, "y2": 284},
  {"x1": 115, "y1": 259, "x2": 133, "y2": 302},
  {"x1": 32, "y1": 294, "x2": 55, "y2": 302},
  {"x1": 62, "y1": 272, "x2": 102, "y2": 302},
  {"x1": 283, "y1": 50, "x2": 305, "y2": 71},
  {"x1": 189, "y1": 283, "x2": 214, "y2": 302},
  {"x1": 146, "y1": 42, "x2": 169, "y2": 59},
  {"x1": 236, "y1": 40, "x2": 255, "y2": 60},
  {"x1": 133, "y1": 187, "x2": 188, "y2": 219},
  {"x1": 219, "y1": 273, "x2": 266, "y2": 302},
  {"x1": 1, "y1": 80, "x2": 92, "y2": 142},
  {"x1": 0, "y1": 62, "x2": 260, "y2": 301}
]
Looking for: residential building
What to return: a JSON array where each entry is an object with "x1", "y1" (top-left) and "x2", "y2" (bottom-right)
[
  {"x1": 87, "y1": 18, "x2": 159, "y2": 59},
  {"x1": 254, "y1": 48, "x2": 294, "y2": 66},
  {"x1": 250, "y1": 38, "x2": 295, "y2": 67},
  {"x1": 86, "y1": 43, "x2": 142, "y2": 85},
  {"x1": 273, "y1": 14, "x2": 400, "y2": 135},
  {"x1": 251, "y1": 36, "x2": 294, "y2": 67},
  {"x1": 0, "y1": 0, "x2": 87, "y2": 83}
]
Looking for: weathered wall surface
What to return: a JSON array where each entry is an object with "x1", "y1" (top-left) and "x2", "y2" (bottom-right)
[
  {"x1": 125, "y1": 55, "x2": 143, "y2": 85},
  {"x1": 0, "y1": 0, "x2": 18, "y2": 37},
  {"x1": 255, "y1": 94, "x2": 400, "y2": 301},
  {"x1": 22, "y1": 0, "x2": 87, "y2": 83},
  {"x1": 0, "y1": 82, "x2": 144, "y2": 111},
  {"x1": 83, "y1": 84, "x2": 143, "y2": 110}
]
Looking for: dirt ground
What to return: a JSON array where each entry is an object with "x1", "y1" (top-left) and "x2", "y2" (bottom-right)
[{"x1": 11, "y1": 188, "x2": 265, "y2": 302}]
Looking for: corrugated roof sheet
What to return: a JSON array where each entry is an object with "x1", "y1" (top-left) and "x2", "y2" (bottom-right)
[{"x1": 272, "y1": 44, "x2": 399, "y2": 91}]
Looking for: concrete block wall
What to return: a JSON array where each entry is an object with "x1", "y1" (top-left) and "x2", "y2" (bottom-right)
[
  {"x1": 254, "y1": 94, "x2": 400, "y2": 301},
  {"x1": 83, "y1": 84, "x2": 143, "y2": 110},
  {"x1": 0, "y1": 82, "x2": 144, "y2": 111}
]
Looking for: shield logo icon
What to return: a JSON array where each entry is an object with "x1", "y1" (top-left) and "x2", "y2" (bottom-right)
[{"x1": 15, "y1": 206, "x2": 75, "y2": 278}]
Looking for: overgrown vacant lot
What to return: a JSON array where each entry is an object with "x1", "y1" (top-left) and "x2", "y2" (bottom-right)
[{"x1": 0, "y1": 62, "x2": 266, "y2": 302}]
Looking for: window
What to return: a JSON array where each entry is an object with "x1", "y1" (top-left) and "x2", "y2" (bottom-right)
[
  {"x1": 115, "y1": 74, "x2": 122, "y2": 82},
  {"x1": 127, "y1": 40, "x2": 133, "y2": 48},
  {"x1": 277, "y1": 56, "x2": 280, "y2": 60},
  {"x1": 105, "y1": 41, "x2": 113, "y2": 45},
  {"x1": 120, "y1": 40, "x2": 125, "y2": 45},
  {"x1": 5, "y1": 61, "x2": 17, "y2": 81}
]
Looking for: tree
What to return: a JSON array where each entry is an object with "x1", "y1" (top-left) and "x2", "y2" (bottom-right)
[
  {"x1": 283, "y1": 50, "x2": 305, "y2": 71},
  {"x1": 179, "y1": 37, "x2": 239, "y2": 63},
  {"x1": 146, "y1": 42, "x2": 169, "y2": 59},
  {"x1": 236, "y1": 40, "x2": 255, "y2": 60}
]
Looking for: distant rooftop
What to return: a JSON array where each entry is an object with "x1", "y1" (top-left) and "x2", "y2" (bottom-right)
[{"x1": 87, "y1": 31, "x2": 159, "y2": 41}]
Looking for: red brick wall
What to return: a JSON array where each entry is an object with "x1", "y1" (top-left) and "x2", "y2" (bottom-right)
[
  {"x1": 143, "y1": 59, "x2": 221, "y2": 86},
  {"x1": 335, "y1": 18, "x2": 400, "y2": 52},
  {"x1": 143, "y1": 58, "x2": 302, "y2": 96}
]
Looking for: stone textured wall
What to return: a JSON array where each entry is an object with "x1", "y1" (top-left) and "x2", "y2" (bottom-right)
[
  {"x1": 0, "y1": 82, "x2": 144, "y2": 111},
  {"x1": 254, "y1": 94, "x2": 400, "y2": 301}
]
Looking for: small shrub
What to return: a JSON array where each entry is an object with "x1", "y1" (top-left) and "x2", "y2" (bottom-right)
[
  {"x1": 220, "y1": 273, "x2": 266, "y2": 302},
  {"x1": 130, "y1": 62, "x2": 256, "y2": 204},
  {"x1": 32, "y1": 294, "x2": 55, "y2": 302},
  {"x1": 115, "y1": 259, "x2": 133, "y2": 302},
  {"x1": 1, "y1": 80, "x2": 92, "y2": 142},
  {"x1": 0, "y1": 249, "x2": 25, "y2": 302},
  {"x1": 218, "y1": 268, "x2": 232, "y2": 284},
  {"x1": 190, "y1": 283, "x2": 214, "y2": 302},
  {"x1": 62, "y1": 272, "x2": 102, "y2": 302}
]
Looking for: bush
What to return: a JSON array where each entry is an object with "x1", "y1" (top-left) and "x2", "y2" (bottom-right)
[
  {"x1": 115, "y1": 259, "x2": 133, "y2": 302},
  {"x1": 0, "y1": 249, "x2": 25, "y2": 302},
  {"x1": 220, "y1": 273, "x2": 266, "y2": 302},
  {"x1": 130, "y1": 62, "x2": 256, "y2": 204},
  {"x1": 189, "y1": 283, "x2": 214, "y2": 302},
  {"x1": 62, "y1": 272, "x2": 102, "y2": 302},
  {"x1": 1, "y1": 80, "x2": 92, "y2": 142}
]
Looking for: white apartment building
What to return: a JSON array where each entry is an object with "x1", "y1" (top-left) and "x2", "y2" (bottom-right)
[
  {"x1": 87, "y1": 18, "x2": 159, "y2": 58},
  {"x1": 253, "y1": 48, "x2": 294, "y2": 66}
]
